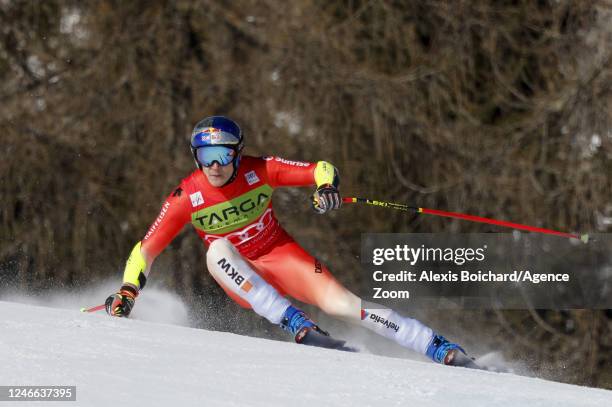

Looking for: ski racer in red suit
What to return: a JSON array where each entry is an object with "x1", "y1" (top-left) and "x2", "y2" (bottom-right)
[{"x1": 106, "y1": 116, "x2": 475, "y2": 365}]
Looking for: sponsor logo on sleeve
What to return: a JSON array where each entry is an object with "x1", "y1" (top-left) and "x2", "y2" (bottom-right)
[
  {"x1": 262, "y1": 156, "x2": 310, "y2": 167},
  {"x1": 190, "y1": 191, "x2": 205, "y2": 207},
  {"x1": 245, "y1": 170, "x2": 260, "y2": 185},
  {"x1": 144, "y1": 201, "x2": 171, "y2": 240}
]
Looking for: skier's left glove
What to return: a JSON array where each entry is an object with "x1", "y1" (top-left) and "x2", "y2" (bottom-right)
[
  {"x1": 312, "y1": 184, "x2": 342, "y2": 214},
  {"x1": 105, "y1": 285, "x2": 137, "y2": 317}
]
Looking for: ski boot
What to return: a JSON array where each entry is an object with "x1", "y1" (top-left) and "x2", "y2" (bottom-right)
[
  {"x1": 426, "y1": 334, "x2": 480, "y2": 369},
  {"x1": 280, "y1": 305, "x2": 355, "y2": 352}
]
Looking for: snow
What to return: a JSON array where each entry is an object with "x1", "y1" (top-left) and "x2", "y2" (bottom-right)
[{"x1": 0, "y1": 300, "x2": 610, "y2": 407}]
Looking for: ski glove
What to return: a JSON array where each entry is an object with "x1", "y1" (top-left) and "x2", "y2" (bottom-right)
[
  {"x1": 105, "y1": 286, "x2": 137, "y2": 317},
  {"x1": 312, "y1": 184, "x2": 342, "y2": 214}
]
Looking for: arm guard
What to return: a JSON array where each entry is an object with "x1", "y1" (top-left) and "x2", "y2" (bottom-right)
[
  {"x1": 122, "y1": 241, "x2": 148, "y2": 292},
  {"x1": 313, "y1": 161, "x2": 339, "y2": 188}
]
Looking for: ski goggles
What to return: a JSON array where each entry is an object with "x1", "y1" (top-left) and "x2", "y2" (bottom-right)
[{"x1": 195, "y1": 145, "x2": 237, "y2": 167}]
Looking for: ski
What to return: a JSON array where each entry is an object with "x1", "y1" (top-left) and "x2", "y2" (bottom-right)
[
  {"x1": 450, "y1": 351, "x2": 511, "y2": 372},
  {"x1": 298, "y1": 328, "x2": 358, "y2": 352}
]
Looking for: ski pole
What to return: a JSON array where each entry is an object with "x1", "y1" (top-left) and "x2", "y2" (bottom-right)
[
  {"x1": 80, "y1": 304, "x2": 106, "y2": 313},
  {"x1": 342, "y1": 197, "x2": 590, "y2": 243}
]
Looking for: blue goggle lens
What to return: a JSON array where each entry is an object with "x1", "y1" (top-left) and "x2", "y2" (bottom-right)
[{"x1": 196, "y1": 146, "x2": 236, "y2": 167}]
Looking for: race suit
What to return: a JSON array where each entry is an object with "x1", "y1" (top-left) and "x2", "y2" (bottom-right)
[
  {"x1": 122, "y1": 155, "x2": 342, "y2": 308},
  {"x1": 119, "y1": 155, "x2": 435, "y2": 355}
]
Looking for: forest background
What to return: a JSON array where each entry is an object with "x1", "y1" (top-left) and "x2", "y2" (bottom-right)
[{"x1": 1, "y1": 0, "x2": 611, "y2": 389}]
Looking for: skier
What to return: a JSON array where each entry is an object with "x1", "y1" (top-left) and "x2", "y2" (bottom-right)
[{"x1": 105, "y1": 116, "x2": 475, "y2": 366}]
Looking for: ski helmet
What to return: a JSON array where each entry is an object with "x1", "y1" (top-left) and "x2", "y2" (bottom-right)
[{"x1": 190, "y1": 116, "x2": 244, "y2": 185}]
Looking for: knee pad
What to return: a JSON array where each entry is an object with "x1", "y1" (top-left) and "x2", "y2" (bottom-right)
[{"x1": 206, "y1": 239, "x2": 290, "y2": 324}]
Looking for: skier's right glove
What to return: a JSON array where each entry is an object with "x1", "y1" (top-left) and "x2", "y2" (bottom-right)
[{"x1": 105, "y1": 285, "x2": 137, "y2": 317}]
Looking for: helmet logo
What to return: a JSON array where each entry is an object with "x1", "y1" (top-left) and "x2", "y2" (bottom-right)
[
  {"x1": 199, "y1": 127, "x2": 222, "y2": 143},
  {"x1": 195, "y1": 129, "x2": 238, "y2": 145}
]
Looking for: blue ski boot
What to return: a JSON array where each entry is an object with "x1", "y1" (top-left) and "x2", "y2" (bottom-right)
[
  {"x1": 426, "y1": 334, "x2": 479, "y2": 368},
  {"x1": 280, "y1": 305, "x2": 355, "y2": 352}
]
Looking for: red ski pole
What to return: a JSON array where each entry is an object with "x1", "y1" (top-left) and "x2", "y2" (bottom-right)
[
  {"x1": 342, "y1": 197, "x2": 590, "y2": 243},
  {"x1": 80, "y1": 304, "x2": 106, "y2": 313}
]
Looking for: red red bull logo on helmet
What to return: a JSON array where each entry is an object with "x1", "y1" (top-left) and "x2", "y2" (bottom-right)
[{"x1": 195, "y1": 128, "x2": 239, "y2": 145}]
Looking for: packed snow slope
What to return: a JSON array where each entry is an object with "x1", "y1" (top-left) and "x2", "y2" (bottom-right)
[{"x1": 1, "y1": 301, "x2": 610, "y2": 407}]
